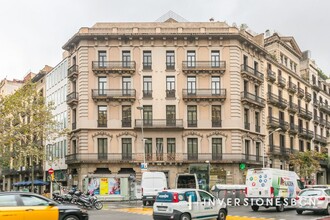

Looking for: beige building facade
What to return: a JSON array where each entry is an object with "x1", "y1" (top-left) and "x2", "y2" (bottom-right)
[{"x1": 62, "y1": 19, "x2": 329, "y2": 189}]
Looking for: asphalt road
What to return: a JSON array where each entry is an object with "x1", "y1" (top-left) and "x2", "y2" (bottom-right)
[{"x1": 86, "y1": 202, "x2": 330, "y2": 220}]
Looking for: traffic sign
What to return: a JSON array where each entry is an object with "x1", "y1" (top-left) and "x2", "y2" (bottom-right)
[
  {"x1": 141, "y1": 163, "x2": 148, "y2": 171},
  {"x1": 48, "y1": 168, "x2": 54, "y2": 175}
]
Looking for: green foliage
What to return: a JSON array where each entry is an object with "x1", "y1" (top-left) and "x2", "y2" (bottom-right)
[
  {"x1": 289, "y1": 150, "x2": 327, "y2": 181},
  {"x1": 317, "y1": 68, "x2": 329, "y2": 80},
  {"x1": 0, "y1": 81, "x2": 64, "y2": 170}
]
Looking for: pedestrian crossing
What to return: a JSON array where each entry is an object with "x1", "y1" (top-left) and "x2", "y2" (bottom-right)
[{"x1": 116, "y1": 207, "x2": 276, "y2": 220}]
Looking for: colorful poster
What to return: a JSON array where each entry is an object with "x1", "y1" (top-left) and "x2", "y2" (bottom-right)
[
  {"x1": 109, "y1": 178, "x2": 120, "y2": 195},
  {"x1": 100, "y1": 178, "x2": 109, "y2": 195},
  {"x1": 88, "y1": 178, "x2": 100, "y2": 195}
]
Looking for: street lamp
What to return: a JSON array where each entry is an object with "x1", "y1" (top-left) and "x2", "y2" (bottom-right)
[
  {"x1": 137, "y1": 106, "x2": 146, "y2": 165},
  {"x1": 263, "y1": 128, "x2": 282, "y2": 168}
]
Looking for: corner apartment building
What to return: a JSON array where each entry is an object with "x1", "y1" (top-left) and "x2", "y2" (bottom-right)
[
  {"x1": 45, "y1": 58, "x2": 69, "y2": 189},
  {"x1": 62, "y1": 18, "x2": 329, "y2": 189},
  {"x1": 62, "y1": 20, "x2": 269, "y2": 189}
]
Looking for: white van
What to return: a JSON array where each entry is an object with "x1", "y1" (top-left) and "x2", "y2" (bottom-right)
[
  {"x1": 245, "y1": 168, "x2": 304, "y2": 212},
  {"x1": 175, "y1": 173, "x2": 199, "y2": 189},
  {"x1": 141, "y1": 172, "x2": 167, "y2": 206}
]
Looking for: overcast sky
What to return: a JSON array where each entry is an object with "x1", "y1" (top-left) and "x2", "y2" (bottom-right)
[{"x1": 0, "y1": 0, "x2": 329, "y2": 80}]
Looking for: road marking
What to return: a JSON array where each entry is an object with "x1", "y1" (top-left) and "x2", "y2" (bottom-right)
[{"x1": 116, "y1": 208, "x2": 275, "y2": 219}]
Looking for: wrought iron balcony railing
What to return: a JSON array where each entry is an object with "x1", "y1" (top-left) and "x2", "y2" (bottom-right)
[
  {"x1": 135, "y1": 119, "x2": 184, "y2": 128},
  {"x1": 182, "y1": 61, "x2": 226, "y2": 74},
  {"x1": 278, "y1": 76, "x2": 286, "y2": 87},
  {"x1": 182, "y1": 89, "x2": 226, "y2": 102},
  {"x1": 240, "y1": 64, "x2": 264, "y2": 83},
  {"x1": 297, "y1": 88, "x2": 304, "y2": 98},
  {"x1": 92, "y1": 61, "x2": 136, "y2": 74},
  {"x1": 67, "y1": 65, "x2": 78, "y2": 80},
  {"x1": 297, "y1": 107, "x2": 312, "y2": 120},
  {"x1": 267, "y1": 69, "x2": 276, "y2": 82},
  {"x1": 288, "y1": 82, "x2": 297, "y2": 93},
  {"x1": 241, "y1": 91, "x2": 265, "y2": 108},
  {"x1": 267, "y1": 116, "x2": 289, "y2": 131},
  {"x1": 65, "y1": 153, "x2": 263, "y2": 164},
  {"x1": 267, "y1": 93, "x2": 287, "y2": 109},
  {"x1": 92, "y1": 89, "x2": 136, "y2": 102},
  {"x1": 67, "y1": 92, "x2": 78, "y2": 106}
]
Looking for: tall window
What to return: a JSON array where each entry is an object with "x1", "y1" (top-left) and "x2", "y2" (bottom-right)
[
  {"x1": 245, "y1": 140, "x2": 250, "y2": 160},
  {"x1": 143, "y1": 51, "x2": 152, "y2": 70},
  {"x1": 166, "y1": 51, "x2": 175, "y2": 70},
  {"x1": 143, "y1": 76, "x2": 152, "y2": 98},
  {"x1": 122, "y1": 51, "x2": 131, "y2": 68},
  {"x1": 122, "y1": 106, "x2": 131, "y2": 127},
  {"x1": 212, "y1": 138, "x2": 222, "y2": 160},
  {"x1": 167, "y1": 138, "x2": 176, "y2": 160},
  {"x1": 98, "y1": 77, "x2": 107, "y2": 95},
  {"x1": 255, "y1": 111, "x2": 260, "y2": 132},
  {"x1": 98, "y1": 106, "x2": 107, "y2": 127},
  {"x1": 244, "y1": 108, "x2": 250, "y2": 130},
  {"x1": 244, "y1": 80, "x2": 248, "y2": 93},
  {"x1": 187, "y1": 106, "x2": 197, "y2": 127},
  {"x1": 211, "y1": 51, "x2": 220, "y2": 67},
  {"x1": 212, "y1": 105, "x2": 221, "y2": 127},
  {"x1": 122, "y1": 77, "x2": 131, "y2": 96},
  {"x1": 72, "y1": 109, "x2": 77, "y2": 129},
  {"x1": 166, "y1": 76, "x2": 175, "y2": 98},
  {"x1": 280, "y1": 134, "x2": 285, "y2": 149},
  {"x1": 211, "y1": 76, "x2": 220, "y2": 95},
  {"x1": 166, "y1": 105, "x2": 176, "y2": 126},
  {"x1": 299, "y1": 140, "x2": 304, "y2": 152},
  {"x1": 98, "y1": 51, "x2": 107, "y2": 67},
  {"x1": 156, "y1": 138, "x2": 164, "y2": 160},
  {"x1": 243, "y1": 55, "x2": 248, "y2": 68},
  {"x1": 143, "y1": 105, "x2": 152, "y2": 126},
  {"x1": 122, "y1": 138, "x2": 132, "y2": 160},
  {"x1": 187, "y1": 51, "x2": 196, "y2": 67},
  {"x1": 290, "y1": 137, "x2": 294, "y2": 150},
  {"x1": 187, "y1": 138, "x2": 198, "y2": 160},
  {"x1": 97, "y1": 138, "x2": 107, "y2": 160},
  {"x1": 71, "y1": 140, "x2": 78, "y2": 154},
  {"x1": 254, "y1": 61, "x2": 259, "y2": 73},
  {"x1": 187, "y1": 76, "x2": 196, "y2": 95},
  {"x1": 256, "y1": 142, "x2": 260, "y2": 161},
  {"x1": 145, "y1": 138, "x2": 152, "y2": 160}
]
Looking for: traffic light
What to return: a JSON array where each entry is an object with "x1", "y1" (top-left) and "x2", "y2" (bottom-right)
[
  {"x1": 239, "y1": 163, "x2": 246, "y2": 170},
  {"x1": 51, "y1": 173, "x2": 55, "y2": 181}
]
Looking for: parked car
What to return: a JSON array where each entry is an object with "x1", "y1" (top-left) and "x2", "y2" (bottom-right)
[
  {"x1": 153, "y1": 189, "x2": 227, "y2": 220},
  {"x1": 245, "y1": 168, "x2": 304, "y2": 212},
  {"x1": 0, "y1": 192, "x2": 88, "y2": 220},
  {"x1": 296, "y1": 188, "x2": 330, "y2": 215},
  {"x1": 141, "y1": 171, "x2": 168, "y2": 206}
]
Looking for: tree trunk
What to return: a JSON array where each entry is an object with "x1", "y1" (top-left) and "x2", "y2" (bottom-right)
[{"x1": 31, "y1": 163, "x2": 34, "y2": 192}]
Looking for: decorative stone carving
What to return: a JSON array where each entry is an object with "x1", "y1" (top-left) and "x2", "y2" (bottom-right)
[
  {"x1": 182, "y1": 131, "x2": 203, "y2": 138},
  {"x1": 241, "y1": 132, "x2": 254, "y2": 140},
  {"x1": 92, "y1": 131, "x2": 113, "y2": 138},
  {"x1": 116, "y1": 131, "x2": 137, "y2": 138},
  {"x1": 206, "y1": 131, "x2": 228, "y2": 138}
]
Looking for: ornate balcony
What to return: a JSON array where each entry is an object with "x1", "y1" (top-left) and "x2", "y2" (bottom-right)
[
  {"x1": 240, "y1": 64, "x2": 264, "y2": 84},
  {"x1": 314, "y1": 134, "x2": 327, "y2": 145},
  {"x1": 135, "y1": 119, "x2": 184, "y2": 129},
  {"x1": 92, "y1": 61, "x2": 136, "y2": 75},
  {"x1": 269, "y1": 146, "x2": 296, "y2": 157},
  {"x1": 267, "y1": 69, "x2": 276, "y2": 82},
  {"x1": 182, "y1": 61, "x2": 226, "y2": 74},
  {"x1": 287, "y1": 82, "x2": 297, "y2": 94},
  {"x1": 311, "y1": 82, "x2": 321, "y2": 92},
  {"x1": 67, "y1": 65, "x2": 78, "y2": 81},
  {"x1": 65, "y1": 153, "x2": 263, "y2": 164},
  {"x1": 297, "y1": 107, "x2": 312, "y2": 120},
  {"x1": 267, "y1": 93, "x2": 288, "y2": 109},
  {"x1": 313, "y1": 100, "x2": 320, "y2": 108},
  {"x1": 320, "y1": 118, "x2": 326, "y2": 127},
  {"x1": 182, "y1": 89, "x2": 226, "y2": 102},
  {"x1": 267, "y1": 116, "x2": 289, "y2": 131},
  {"x1": 288, "y1": 123, "x2": 298, "y2": 135},
  {"x1": 91, "y1": 89, "x2": 136, "y2": 102},
  {"x1": 297, "y1": 88, "x2": 304, "y2": 98},
  {"x1": 66, "y1": 92, "x2": 78, "y2": 107},
  {"x1": 319, "y1": 103, "x2": 330, "y2": 115},
  {"x1": 298, "y1": 128, "x2": 313, "y2": 140},
  {"x1": 313, "y1": 116, "x2": 320, "y2": 125},
  {"x1": 305, "y1": 92, "x2": 312, "y2": 102},
  {"x1": 277, "y1": 76, "x2": 286, "y2": 88},
  {"x1": 287, "y1": 102, "x2": 298, "y2": 114},
  {"x1": 241, "y1": 91, "x2": 265, "y2": 109}
]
